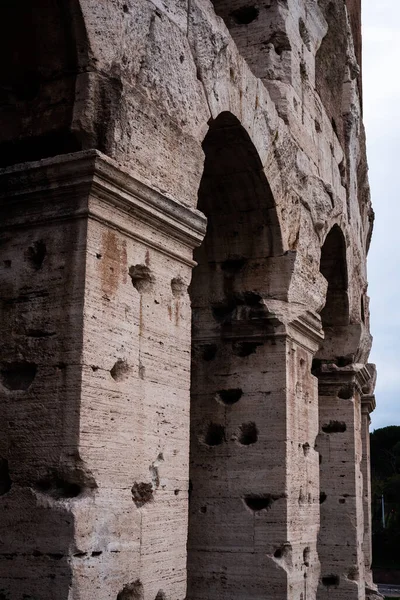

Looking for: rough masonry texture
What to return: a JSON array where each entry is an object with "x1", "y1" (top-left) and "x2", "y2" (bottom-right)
[{"x1": 0, "y1": 1, "x2": 378, "y2": 600}]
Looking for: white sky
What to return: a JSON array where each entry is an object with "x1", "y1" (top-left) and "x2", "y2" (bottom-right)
[{"x1": 363, "y1": 1, "x2": 400, "y2": 429}]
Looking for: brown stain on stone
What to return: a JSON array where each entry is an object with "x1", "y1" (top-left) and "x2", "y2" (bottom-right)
[
  {"x1": 100, "y1": 230, "x2": 125, "y2": 298},
  {"x1": 120, "y1": 240, "x2": 127, "y2": 285}
]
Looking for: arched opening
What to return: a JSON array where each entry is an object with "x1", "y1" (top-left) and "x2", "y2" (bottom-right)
[
  {"x1": 315, "y1": 225, "x2": 365, "y2": 600},
  {"x1": 0, "y1": 0, "x2": 87, "y2": 165},
  {"x1": 187, "y1": 113, "x2": 288, "y2": 599},
  {"x1": 317, "y1": 224, "x2": 349, "y2": 361}
]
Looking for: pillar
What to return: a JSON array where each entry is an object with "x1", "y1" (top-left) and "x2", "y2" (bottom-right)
[
  {"x1": 0, "y1": 150, "x2": 206, "y2": 600},
  {"x1": 188, "y1": 304, "x2": 323, "y2": 600},
  {"x1": 360, "y1": 363, "x2": 377, "y2": 592},
  {"x1": 316, "y1": 362, "x2": 370, "y2": 600}
]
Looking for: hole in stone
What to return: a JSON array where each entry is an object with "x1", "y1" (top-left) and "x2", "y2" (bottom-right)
[
  {"x1": 26, "y1": 329, "x2": 56, "y2": 338},
  {"x1": 0, "y1": 361, "x2": 37, "y2": 391},
  {"x1": 273, "y1": 543, "x2": 292, "y2": 559},
  {"x1": 110, "y1": 359, "x2": 131, "y2": 382},
  {"x1": 244, "y1": 494, "x2": 276, "y2": 512},
  {"x1": 129, "y1": 265, "x2": 154, "y2": 293},
  {"x1": 202, "y1": 344, "x2": 218, "y2": 361},
  {"x1": 221, "y1": 257, "x2": 247, "y2": 275},
  {"x1": 320, "y1": 492, "x2": 327, "y2": 504},
  {"x1": 131, "y1": 482, "x2": 153, "y2": 507},
  {"x1": 26, "y1": 240, "x2": 47, "y2": 270},
  {"x1": 322, "y1": 421, "x2": 347, "y2": 434},
  {"x1": 171, "y1": 277, "x2": 187, "y2": 298},
  {"x1": 3, "y1": 260, "x2": 11, "y2": 268},
  {"x1": 337, "y1": 385, "x2": 353, "y2": 400},
  {"x1": 204, "y1": 423, "x2": 225, "y2": 446},
  {"x1": 211, "y1": 300, "x2": 236, "y2": 322},
  {"x1": 73, "y1": 552, "x2": 87, "y2": 557},
  {"x1": 315, "y1": 120, "x2": 321, "y2": 133},
  {"x1": 339, "y1": 498, "x2": 346, "y2": 504},
  {"x1": 91, "y1": 551, "x2": 102, "y2": 557},
  {"x1": 155, "y1": 592, "x2": 166, "y2": 600},
  {"x1": 230, "y1": 5, "x2": 259, "y2": 24},
  {"x1": 117, "y1": 579, "x2": 144, "y2": 600},
  {"x1": 96, "y1": 253, "x2": 102, "y2": 259},
  {"x1": 174, "y1": 489, "x2": 179, "y2": 495},
  {"x1": 322, "y1": 575, "x2": 340, "y2": 587},
  {"x1": 0, "y1": 458, "x2": 12, "y2": 496},
  {"x1": 302, "y1": 442, "x2": 310, "y2": 456},
  {"x1": 123, "y1": 3, "x2": 129, "y2": 12},
  {"x1": 336, "y1": 356, "x2": 352, "y2": 367},
  {"x1": 238, "y1": 422, "x2": 258, "y2": 445},
  {"x1": 200, "y1": 505, "x2": 207, "y2": 513},
  {"x1": 35, "y1": 475, "x2": 82, "y2": 499},
  {"x1": 232, "y1": 341, "x2": 263, "y2": 357},
  {"x1": 215, "y1": 389, "x2": 243, "y2": 405},
  {"x1": 303, "y1": 546, "x2": 310, "y2": 566}
]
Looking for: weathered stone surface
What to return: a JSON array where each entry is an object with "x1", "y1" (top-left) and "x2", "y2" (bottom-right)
[{"x1": 0, "y1": 1, "x2": 375, "y2": 599}]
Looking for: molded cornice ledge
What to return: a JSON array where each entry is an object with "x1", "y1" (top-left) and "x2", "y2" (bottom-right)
[
  {"x1": 0, "y1": 150, "x2": 207, "y2": 255},
  {"x1": 315, "y1": 361, "x2": 373, "y2": 397}
]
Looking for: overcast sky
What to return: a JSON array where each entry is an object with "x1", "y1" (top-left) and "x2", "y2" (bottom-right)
[{"x1": 363, "y1": 1, "x2": 400, "y2": 429}]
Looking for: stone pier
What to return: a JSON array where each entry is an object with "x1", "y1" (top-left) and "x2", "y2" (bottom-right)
[{"x1": 0, "y1": 152, "x2": 205, "y2": 600}]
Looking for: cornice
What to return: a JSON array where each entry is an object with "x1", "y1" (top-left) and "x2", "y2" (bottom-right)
[{"x1": 0, "y1": 150, "x2": 207, "y2": 252}]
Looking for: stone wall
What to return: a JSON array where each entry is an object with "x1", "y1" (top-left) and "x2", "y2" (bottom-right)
[{"x1": 0, "y1": 1, "x2": 376, "y2": 600}]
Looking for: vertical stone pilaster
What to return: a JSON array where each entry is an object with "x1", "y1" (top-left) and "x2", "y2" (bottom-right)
[
  {"x1": 188, "y1": 304, "x2": 323, "y2": 600},
  {"x1": 0, "y1": 151, "x2": 206, "y2": 600},
  {"x1": 361, "y1": 397, "x2": 374, "y2": 588},
  {"x1": 286, "y1": 313, "x2": 325, "y2": 600},
  {"x1": 316, "y1": 363, "x2": 370, "y2": 600},
  {"x1": 360, "y1": 364, "x2": 377, "y2": 592}
]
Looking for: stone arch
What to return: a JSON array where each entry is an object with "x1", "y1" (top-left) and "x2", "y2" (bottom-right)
[
  {"x1": 316, "y1": 224, "x2": 352, "y2": 362},
  {"x1": 0, "y1": 0, "x2": 89, "y2": 165},
  {"x1": 197, "y1": 111, "x2": 283, "y2": 257},
  {"x1": 187, "y1": 112, "x2": 288, "y2": 599}
]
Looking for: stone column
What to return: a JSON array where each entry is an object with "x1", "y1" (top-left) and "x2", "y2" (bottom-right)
[
  {"x1": 0, "y1": 151, "x2": 206, "y2": 600},
  {"x1": 188, "y1": 303, "x2": 323, "y2": 600},
  {"x1": 360, "y1": 364, "x2": 377, "y2": 592},
  {"x1": 316, "y1": 363, "x2": 370, "y2": 600}
]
